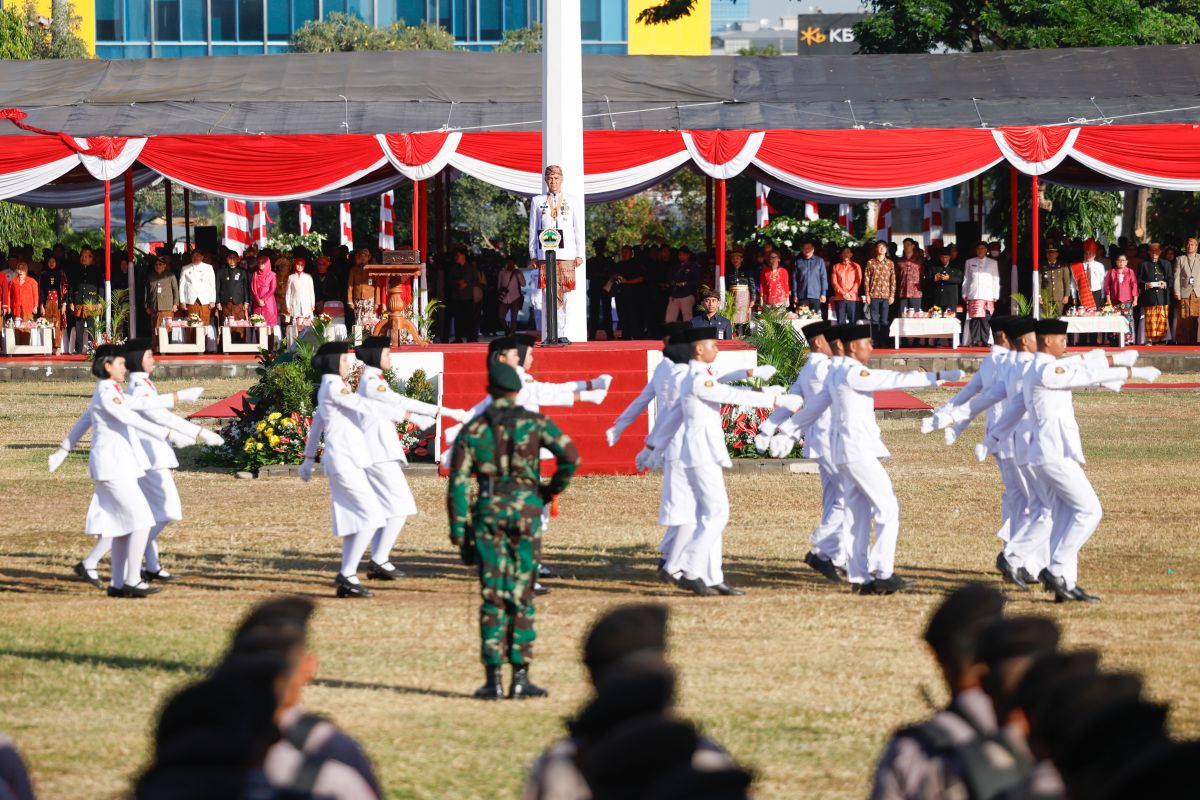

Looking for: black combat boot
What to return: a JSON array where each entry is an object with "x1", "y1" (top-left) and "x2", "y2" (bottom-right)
[
  {"x1": 474, "y1": 665, "x2": 504, "y2": 700},
  {"x1": 508, "y1": 665, "x2": 548, "y2": 700}
]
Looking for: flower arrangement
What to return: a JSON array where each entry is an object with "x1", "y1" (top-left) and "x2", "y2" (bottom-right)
[
  {"x1": 720, "y1": 404, "x2": 804, "y2": 459},
  {"x1": 249, "y1": 313, "x2": 267, "y2": 326},
  {"x1": 792, "y1": 306, "x2": 822, "y2": 321},
  {"x1": 741, "y1": 216, "x2": 863, "y2": 251},
  {"x1": 355, "y1": 299, "x2": 381, "y2": 330},
  {"x1": 210, "y1": 410, "x2": 314, "y2": 473},
  {"x1": 34, "y1": 317, "x2": 53, "y2": 329},
  {"x1": 186, "y1": 313, "x2": 203, "y2": 327}
]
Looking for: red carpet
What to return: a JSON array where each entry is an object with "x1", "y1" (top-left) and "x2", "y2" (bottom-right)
[
  {"x1": 190, "y1": 391, "x2": 251, "y2": 419},
  {"x1": 874, "y1": 391, "x2": 930, "y2": 410}
]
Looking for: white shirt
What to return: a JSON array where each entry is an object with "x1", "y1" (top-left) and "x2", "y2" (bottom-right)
[
  {"x1": 356, "y1": 365, "x2": 438, "y2": 465},
  {"x1": 528, "y1": 192, "x2": 585, "y2": 262},
  {"x1": 1025, "y1": 353, "x2": 1129, "y2": 466},
  {"x1": 286, "y1": 272, "x2": 316, "y2": 318},
  {"x1": 62, "y1": 380, "x2": 174, "y2": 481},
  {"x1": 1083, "y1": 258, "x2": 1106, "y2": 292},
  {"x1": 127, "y1": 372, "x2": 204, "y2": 470},
  {"x1": 304, "y1": 374, "x2": 402, "y2": 476},
  {"x1": 962, "y1": 257, "x2": 1000, "y2": 301},
  {"x1": 767, "y1": 352, "x2": 834, "y2": 460},
  {"x1": 178, "y1": 261, "x2": 217, "y2": 305}
]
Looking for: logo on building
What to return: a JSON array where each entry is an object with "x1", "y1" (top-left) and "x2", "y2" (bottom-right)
[{"x1": 795, "y1": 14, "x2": 870, "y2": 54}]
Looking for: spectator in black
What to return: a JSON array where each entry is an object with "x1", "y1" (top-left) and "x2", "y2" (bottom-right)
[
  {"x1": 0, "y1": 733, "x2": 35, "y2": 800},
  {"x1": 613, "y1": 245, "x2": 647, "y2": 340},
  {"x1": 664, "y1": 246, "x2": 701, "y2": 324},
  {"x1": 217, "y1": 250, "x2": 251, "y2": 321},
  {"x1": 446, "y1": 247, "x2": 482, "y2": 342},
  {"x1": 66, "y1": 252, "x2": 101, "y2": 354},
  {"x1": 588, "y1": 238, "x2": 616, "y2": 340}
]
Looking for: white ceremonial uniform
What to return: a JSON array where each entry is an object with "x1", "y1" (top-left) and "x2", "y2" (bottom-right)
[
  {"x1": 648, "y1": 361, "x2": 783, "y2": 586},
  {"x1": 179, "y1": 260, "x2": 218, "y2": 350},
  {"x1": 286, "y1": 272, "x2": 316, "y2": 319},
  {"x1": 528, "y1": 191, "x2": 585, "y2": 339},
  {"x1": 304, "y1": 374, "x2": 395, "y2": 538},
  {"x1": 771, "y1": 352, "x2": 850, "y2": 565},
  {"x1": 127, "y1": 372, "x2": 207, "y2": 524},
  {"x1": 357, "y1": 365, "x2": 431, "y2": 519},
  {"x1": 787, "y1": 361, "x2": 941, "y2": 584}
]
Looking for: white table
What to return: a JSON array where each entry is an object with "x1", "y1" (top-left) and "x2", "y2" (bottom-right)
[
  {"x1": 221, "y1": 325, "x2": 271, "y2": 353},
  {"x1": 158, "y1": 326, "x2": 207, "y2": 354},
  {"x1": 1065, "y1": 315, "x2": 1129, "y2": 347},
  {"x1": 889, "y1": 317, "x2": 960, "y2": 349},
  {"x1": 1, "y1": 327, "x2": 53, "y2": 355}
]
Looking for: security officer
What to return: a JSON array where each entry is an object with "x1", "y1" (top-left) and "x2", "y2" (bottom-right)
[{"x1": 447, "y1": 360, "x2": 580, "y2": 700}]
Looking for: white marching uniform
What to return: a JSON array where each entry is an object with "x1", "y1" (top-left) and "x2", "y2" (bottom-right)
[
  {"x1": 787, "y1": 361, "x2": 942, "y2": 585},
  {"x1": 648, "y1": 361, "x2": 783, "y2": 586},
  {"x1": 528, "y1": 191, "x2": 585, "y2": 340},
  {"x1": 767, "y1": 352, "x2": 849, "y2": 566},
  {"x1": 127, "y1": 372, "x2": 208, "y2": 523},
  {"x1": 357, "y1": 366, "x2": 427, "y2": 519}
]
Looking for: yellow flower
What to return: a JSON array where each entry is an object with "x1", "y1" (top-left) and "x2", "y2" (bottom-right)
[
  {"x1": 269, "y1": 436, "x2": 281, "y2": 447},
  {"x1": 280, "y1": 419, "x2": 294, "y2": 427},
  {"x1": 256, "y1": 421, "x2": 266, "y2": 432},
  {"x1": 243, "y1": 441, "x2": 253, "y2": 453},
  {"x1": 255, "y1": 442, "x2": 264, "y2": 450},
  {"x1": 268, "y1": 412, "x2": 282, "y2": 421}
]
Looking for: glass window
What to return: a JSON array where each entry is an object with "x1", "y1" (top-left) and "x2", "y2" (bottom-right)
[
  {"x1": 96, "y1": 0, "x2": 122, "y2": 41},
  {"x1": 126, "y1": 0, "x2": 151, "y2": 41},
  {"x1": 480, "y1": 0, "x2": 500, "y2": 41},
  {"x1": 267, "y1": 0, "x2": 290, "y2": 39},
  {"x1": 353, "y1": 0, "x2": 373, "y2": 24},
  {"x1": 155, "y1": 0, "x2": 181, "y2": 41},
  {"x1": 292, "y1": 0, "x2": 317, "y2": 27},
  {"x1": 395, "y1": 0, "x2": 424, "y2": 26},
  {"x1": 239, "y1": 0, "x2": 263, "y2": 40},
  {"x1": 452, "y1": 0, "x2": 466, "y2": 38},
  {"x1": 581, "y1": 0, "x2": 600, "y2": 41},
  {"x1": 181, "y1": 0, "x2": 207, "y2": 40},
  {"x1": 503, "y1": 0, "x2": 526, "y2": 30},
  {"x1": 429, "y1": 0, "x2": 450, "y2": 31},
  {"x1": 212, "y1": 0, "x2": 236, "y2": 39}
]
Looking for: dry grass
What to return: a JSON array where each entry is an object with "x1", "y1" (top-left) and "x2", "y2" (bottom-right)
[{"x1": 1, "y1": 377, "x2": 1198, "y2": 800}]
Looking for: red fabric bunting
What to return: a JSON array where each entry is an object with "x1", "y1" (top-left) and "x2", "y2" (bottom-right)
[
  {"x1": 456, "y1": 132, "x2": 540, "y2": 172},
  {"x1": 996, "y1": 126, "x2": 1075, "y2": 162},
  {"x1": 1073, "y1": 124, "x2": 1200, "y2": 179},
  {"x1": 687, "y1": 130, "x2": 757, "y2": 165},
  {"x1": 0, "y1": 135, "x2": 77, "y2": 171},
  {"x1": 583, "y1": 130, "x2": 685, "y2": 173},
  {"x1": 380, "y1": 133, "x2": 450, "y2": 166}
]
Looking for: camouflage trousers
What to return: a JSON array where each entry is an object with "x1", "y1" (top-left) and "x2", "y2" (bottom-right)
[{"x1": 475, "y1": 524, "x2": 538, "y2": 666}]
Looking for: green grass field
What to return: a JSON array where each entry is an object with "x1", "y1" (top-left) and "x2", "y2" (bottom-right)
[{"x1": 1, "y1": 377, "x2": 1198, "y2": 799}]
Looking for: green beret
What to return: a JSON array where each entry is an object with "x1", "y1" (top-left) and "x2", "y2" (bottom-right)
[{"x1": 487, "y1": 361, "x2": 523, "y2": 393}]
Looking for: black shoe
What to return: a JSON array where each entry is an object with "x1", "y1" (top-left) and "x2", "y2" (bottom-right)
[
  {"x1": 366, "y1": 561, "x2": 405, "y2": 580},
  {"x1": 509, "y1": 665, "x2": 548, "y2": 699},
  {"x1": 1017, "y1": 566, "x2": 1037, "y2": 585},
  {"x1": 555, "y1": 337, "x2": 571, "y2": 345},
  {"x1": 851, "y1": 581, "x2": 875, "y2": 595},
  {"x1": 537, "y1": 564, "x2": 557, "y2": 579},
  {"x1": 534, "y1": 582, "x2": 550, "y2": 596},
  {"x1": 106, "y1": 585, "x2": 126, "y2": 598},
  {"x1": 1068, "y1": 585, "x2": 1102, "y2": 603},
  {"x1": 711, "y1": 582, "x2": 745, "y2": 596},
  {"x1": 995, "y1": 552, "x2": 1029, "y2": 590},
  {"x1": 871, "y1": 575, "x2": 916, "y2": 594},
  {"x1": 335, "y1": 574, "x2": 373, "y2": 598},
  {"x1": 804, "y1": 551, "x2": 842, "y2": 582},
  {"x1": 474, "y1": 665, "x2": 505, "y2": 700},
  {"x1": 656, "y1": 566, "x2": 678, "y2": 585},
  {"x1": 74, "y1": 561, "x2": 104, "y2": 589},
  {"x1": 677, "y1": 576, "x2": 718, "y2": 597},
  {"x1": 141, "y1": 569, "x2": 180, "y2": 583},
  {"x1": 1038, "y1": 569, "x2": 1074, "y2": 602},
  {"x1": 125, "y1": 581, "x2": 161, "y2": 598}
]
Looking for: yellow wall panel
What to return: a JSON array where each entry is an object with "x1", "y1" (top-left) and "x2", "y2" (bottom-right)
[{"x1": 628, "y1": 0, "x2": 710, "y2": 56}]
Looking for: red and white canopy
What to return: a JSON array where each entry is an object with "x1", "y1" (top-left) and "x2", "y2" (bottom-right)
[{"x1": 4, "y1": 110, "x2": 1200, "y2": 204}]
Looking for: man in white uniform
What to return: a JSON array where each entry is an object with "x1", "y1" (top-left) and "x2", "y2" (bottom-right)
[
  {"x1": 962, "y1": 243, "x2": 1000, "y2": 347},
  {"x1": 641, "y1": 327, "x2": 803, "y2": 596},
  {"x1": 179, "y1": 249, "x2": 218, "y2": 352},
  {"x1": 529, "y1": 165, "x2": 585, "y2": 343}
]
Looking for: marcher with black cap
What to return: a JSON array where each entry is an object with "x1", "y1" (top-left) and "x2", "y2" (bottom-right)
[
  {"x1": 755, "y1": 319, "x2": 850, "y2": 581},
  {"x1": 640, "y1": 326, "x2": 803, "y2": 596},
  {"x1": 50, "y1": 345, "x2": 206, "y2": 597},
  {"x1": 777, "y1": 324, "x2": 960, "y2": 593},
  {"x1": 301, "y1": 341, "x2": 410, "y2": 598},
  {"x1": 353, "y1": 336, "x2": 470, "y2": 581}
]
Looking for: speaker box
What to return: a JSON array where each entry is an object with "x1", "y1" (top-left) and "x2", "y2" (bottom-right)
[
  {"x1": 955, "y1": 221, "x2": 981, "y2": 248},
  {"x1": 194, "y1": 225, "x2": 219, "y2": 253}
]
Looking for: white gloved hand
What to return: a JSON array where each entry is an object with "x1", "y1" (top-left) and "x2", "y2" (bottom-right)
[
  {"x1": 299, "y1": 459, "x2": 314, "y2": 482},
  {"x1": 1100, "y1": 381, "x2": 1124, "y2": 393},
  {"x1": 175, "y1": 387, "x2": 205, "y2": 403},
  {"x1": 974, "y1": 442, "x2": 989, "y2": 462},
  {"x1": 407, "y1": 413, "x2": 437, "y2": 429},
  {"x1": 440, "y1": 407, "x2": 471, "y2": 422},
  {"x1": 605, "y1": 427, "x2": 620, "y2": 447},
  {"x1": 199, "y1": 429, "x2": 224, "y2": 447},
  {"x1": 753, "y1": 433, "x2": 773, "y2": 453},
  {"x1": 579, "y1": 388, "x2": 608, "y2": 404},
  {"x1": 769, "y1": 434, "x2": 796, "y2": 458},
  {"x1": 634, "y1": 446, "x2": 655, "y2": 472},
  {"x1": 1131, "y1": 366, "x2": 1162, "y2": 382},
  {"x1": 48, "y1": 447, "x2": 68, "y2": 473},
  {"x1": 919, "y1": 416, "x2": 936, "y2": 435},
  {"x1": 443, "y1": 424, "x2": 461, "y2": 445},
  {"x1": 758, "y1": 419, "x2": 778, "y2": 437},
  {"x1": 774, "y1": 394, "x2": 803, "y2": 412},
  {"x1": 750, "y1": 364, "x2": 777, "y2": 382},
  {"x1": 165, "y1": 429, "x2": 194, "y2": 448},
  {"x1": 944, "y1": 425, "x2": 962, "y2": 446},
  {"x1": 591, "y1": 374, "x2": 613, "y2": 391},
  {"x1": 1111, "y1": 349, "x2": 1139, "y2": 367},
  {"x1": 937, "y1": 369, "x2": 964, "y2": 383}
]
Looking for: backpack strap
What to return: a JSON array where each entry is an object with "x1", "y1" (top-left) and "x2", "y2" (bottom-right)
[{"x1": 284, "y1": 713, "x2": 329, "y2": 794}]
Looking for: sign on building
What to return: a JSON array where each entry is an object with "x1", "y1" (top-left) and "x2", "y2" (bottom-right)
[{"x1": 795, "y1": 14, "x2": 870, "y2": 55}]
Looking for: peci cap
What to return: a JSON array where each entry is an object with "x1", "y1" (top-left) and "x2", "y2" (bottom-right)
[
  {"x1": 682, "y1": 327, "x2": 718, "y2": 343},
  {"x1": 1036, "y1": 319, "x2": 1070, "y2": 336},
  {"x1": 1006, "y1": 316, "x2": 1037, "y2": 338},
  {"x1": 801, "y1": 320, "x2": 833, "y2": 341},
  {"x1": 834, "y1": 324, "x2": 872, "y2": 344}
]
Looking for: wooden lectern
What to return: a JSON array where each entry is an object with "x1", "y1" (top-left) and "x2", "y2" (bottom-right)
[{"x1": 365, "y1": 250, "x2": 425, "y2": 347}]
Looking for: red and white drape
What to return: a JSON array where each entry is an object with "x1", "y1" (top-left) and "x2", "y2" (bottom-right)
[
  {"x1": 838, "y1": 204, "x2": 852, "y2": 235},
  {"x1": 378, "y1": 191, "x2": 395, "y2": 250},
  {"x1": 223, "y1": 199, "x2": 252, "y2": 254},
  {"x1": 339, "y1": 202, "x2": 353, "y2": 248},
  {"x1": 299, "y1": 203, "x2": 312, "y2": 235},
  {"x1": 252, "y1": 202, "x2": 270, "y2": 247},
  {"x1": 755, "y1": 182, "x2": 770, "y2": 227},
  {"x1": 876, "y1": 199, "x2": 894, "y2": 243},
  {"x1": 922, "y1": 193, "x2": 943, "y2": 248},
  {"x1": 803, "y1": 201, "x2": 819, "y2": 221}
]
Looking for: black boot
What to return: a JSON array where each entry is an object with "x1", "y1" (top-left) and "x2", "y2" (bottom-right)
[
  {"x1": 508, "y1": 665, "x2": 548, "y2": 699},
  {"x1": 474, "y1": 665, "x2": 504, "y2": 700}
]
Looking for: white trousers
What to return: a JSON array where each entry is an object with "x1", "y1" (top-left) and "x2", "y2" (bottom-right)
[
  {"x1": 138, "y1": 468, "x2": 183, "y2": 524},
  {"x1": 659, "y1": 457, "x2": 695, "y2": 527},
  {"x1": 840, "y1": 458, "x2": 902, "y2": 584},
  {"x1": 1031, "y1": 459, "x2": 1102, "y2": 589},
  {"x1": 681, "y1": 463, "x2": 730, "y2": 586},
  {"x1": 995, "y1": 456, "x2": 1023, "y2": 543},
  {"x1": 810, "y1": 457, "x2": 849, "y2": 565},
  {"x1": 1005, "y1": 463, "x2": 1053, "y2": 576}
]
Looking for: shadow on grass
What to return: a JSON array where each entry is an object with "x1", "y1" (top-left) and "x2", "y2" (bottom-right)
[{"x1": 0, "y1": 648, "x2": 474, "y2": 699}]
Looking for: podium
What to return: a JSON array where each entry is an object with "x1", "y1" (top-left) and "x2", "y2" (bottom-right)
[{"x1": 365, "y1": 250, "x2": 425, "y2": 347}]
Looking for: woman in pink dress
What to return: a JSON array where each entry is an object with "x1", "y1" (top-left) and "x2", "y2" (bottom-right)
[{"x1": 251, "y1": 255, "x2": 280, "y2": 337}]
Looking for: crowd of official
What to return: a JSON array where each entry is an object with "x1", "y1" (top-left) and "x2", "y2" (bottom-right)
[{"x1": 1, "y1": 589, "x2": 1193, "y2": 799}]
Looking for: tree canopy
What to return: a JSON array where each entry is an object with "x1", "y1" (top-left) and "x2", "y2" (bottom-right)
[{"x1": 290, "y1": 13, "x2": 453, "y2": 53}]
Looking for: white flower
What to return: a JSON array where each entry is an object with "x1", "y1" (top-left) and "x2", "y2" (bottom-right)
[{"x1": 783, "y1": 239, "x2": 792, "y2": 247}]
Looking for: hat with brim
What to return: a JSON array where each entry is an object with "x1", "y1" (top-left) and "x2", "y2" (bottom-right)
[{"x1": 1036, "y1": 319, "x2": 1069, "y2": 336}]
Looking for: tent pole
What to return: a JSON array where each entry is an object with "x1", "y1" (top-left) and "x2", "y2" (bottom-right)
[
  {"x1": 164, "y1": 179, "x2": 173, "y2": 254},
  {"x1": 1010, "y1": 167, "x2": 1018, "y2": 313},
  {"x1": 433, "y1": 172, "x2": 444, "y2": 255},
  {"x1": 104, "y1": 179, "x2": 112, "y2": 340},
  {"x1": 705, "y1": 176, "x2": 713, "y2": 258},
  {"x1": 410, "y1": 181, "x2": 419, "y2": 251},
  {"x1": 443, "y1": 170, "x2": 451, "y2": 250},
  {"x1": 1031, "y1": 174, "x2": 1040, "y2": 320},
  {"x1": 418, "y1": 179, "x2": 428, "y2": 258},
  {"x1": 124, "y1": 170, "x2": 136, "y2": 338},
  {"x1": 716, "y1": 178, "x2": 726, "y2": 301},
  {"x1": 183, "y1": 188, "x2": 191, "y2": 250}
]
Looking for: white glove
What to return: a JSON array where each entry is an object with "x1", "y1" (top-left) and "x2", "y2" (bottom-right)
[
  {"x1": 919, "y1": 416, "x2": 936, "y2": 435},
  {"x1": 299, "y1": 459, "x2": 314, "y2": 482},
  {"x1": 605, "y1": 427, "x2": 620, "y2": 447},
  {"x1": 1131, "y1": 366, "x2": 1161, "y2": 382},
  {"x1": 758, "y1": 419, "x2": 778, "y2": 437},
  {"x1": 974, "y1": 443, "x2": 989, "y2": 462},
  {"x1": 199, "y1": 429, "x2": 224, "y2": 447},
  {"x1": 579, "y1": 388, "x2": 608, "y2": 404},
  {"x1": 440, "y1": 407, "x2": 471, "y2": 422},
  {"x1": 944, "y1": 425, "x2": 962, "y2": 446},
  {"x1": 165, "y1": 429, "x2": 194, "y2": 448},
  {"x1": 443, "y1": 424, "x2": 461, "y2": 445},
  {"x1": 175, "y1": 387, "x2": 205, "y2": 403},
  {"x1": 48, "y1": 447, "x2": 68, "y2": 473},
  {"x1": 1100, "y1": 381, "x2": 1124, "y2": 393},
  {"x1": 753, "y1": 433, "x2": 773, "y2": 453},
  {"x1": 750, "y1": 365, "x2": 777, "y2": 382},
  {"x1": 769, "y1": 434, "x2": 796, "y2": 458},
  {"x1": 774, "y1": 394, "x2": 803, "y2": 412},
  {"x1": 936, "y1": 369, "x2": 964, "y2": 383},
  {"x1": 634, "y1": 446, "x2": 655, "y2": 472},
  {"x1": 1111, "y1": 349, "x2": 1139, "y2": 367},
  {"x1": 762, "y1": 385, "x2": 786, "y2": 397},
  {"x1": 408, "y1": 413, "x2": 437, "y2": 429},
  {"x1": 591, "y1": 374, "x2": 613, "y2": 391}
]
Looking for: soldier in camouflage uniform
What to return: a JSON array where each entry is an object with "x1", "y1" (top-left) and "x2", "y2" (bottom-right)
[{"x1": 447, "y1": 360, "x2": 580, "y2": 700}]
